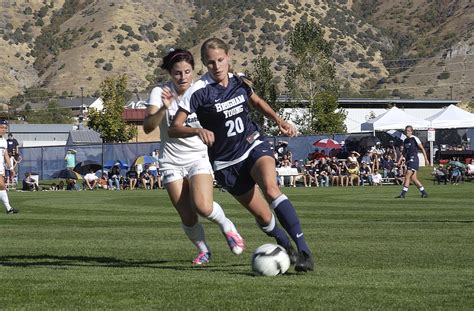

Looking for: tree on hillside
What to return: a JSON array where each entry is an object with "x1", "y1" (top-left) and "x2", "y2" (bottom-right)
[
  {"x1": 285, "y1": 20, "x2": 346, "y2": 134},
  {"x1": 24, "y1": 101, "x2": 73, "y2": 124},
  {"x1": 246, "y1": 55, "x2": 282, "y2": 135},
  {"x1": 87, "y1": 75, "x2": 137, "y2": 143}
]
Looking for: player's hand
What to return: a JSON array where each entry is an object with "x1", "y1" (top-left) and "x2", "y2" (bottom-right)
[
  {"x1": 10, "y1": 170, "x2": 16, "y2": 178},
  {"x1": 279, "y1": 120, "x2": 297, "y2": 137},
  {"x1": 197, "y1": 128, "x2": 215, "y2": 147},
  {"x1": 161, "y1": 86, "x2": 175, "y2": 109}
]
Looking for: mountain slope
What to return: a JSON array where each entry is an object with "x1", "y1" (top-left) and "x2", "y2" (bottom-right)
[{"x1": 0, "y1": 0, "x2": 472, "y2": 106}]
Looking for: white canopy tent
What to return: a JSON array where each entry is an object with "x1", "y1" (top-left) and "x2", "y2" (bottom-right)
[
  {"x1": 360, "y1": 106, "x2": 430, "y2": 132},
  {"x1": 425, "y1": 104, "x2": 474, "y2": 129}
]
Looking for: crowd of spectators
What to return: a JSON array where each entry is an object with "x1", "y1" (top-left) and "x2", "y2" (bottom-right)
[
  {"x1": 431, "y1": 158, "x2": 474, "y2": 185},
  {"x1": 273, "y1": 139, "x2": 474, "y2": 188},
  {"x1": 274, "y1": 140, "x2": 408, "y2": 187},
  {"x1": 77, "y1": 163, "x2": 163, "y2": 191}
]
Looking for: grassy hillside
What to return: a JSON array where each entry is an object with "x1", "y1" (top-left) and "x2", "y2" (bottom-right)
[{"x1": 0, "y1": 0, "x2": 472, "y2": 105}]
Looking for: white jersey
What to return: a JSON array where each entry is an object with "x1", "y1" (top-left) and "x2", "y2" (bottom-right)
[
  {"x1": 0, "y1": 137, "x2": 7, "y2": 174},
  {"x1": 147, "y1": 81, "x2": 208, "y2": 168}
]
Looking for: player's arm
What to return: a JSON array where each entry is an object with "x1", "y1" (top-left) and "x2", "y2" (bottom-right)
[
  {"x1": 144, "y1": 86, "x2": 173, "y2": 134},
  {"x1": 144, "y1": 104, "x2": 167, "y2": 134},
  {"x1": 168, "y1": 110, "x2": 215, "y2": 147},
  {"x1": 248, "y1": 93, "x2": 296, "y2": 137},
  {"x1": 4, "y1": 151, "x2": 14, "y2": 177}
]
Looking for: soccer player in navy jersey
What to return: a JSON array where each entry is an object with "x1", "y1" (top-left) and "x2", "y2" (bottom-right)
[
  {"x1": 169, "y1": 38, "x2": 313, "y2": 272},
  {"x1": 395, "y1": 125, "x2": 429, "y2": 198}
]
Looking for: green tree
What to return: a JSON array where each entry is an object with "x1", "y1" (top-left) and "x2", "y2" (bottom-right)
[
  {"x1": 285, "y1": 20, "x2": 346, "y2": 134},
  {"x1": 87, "y1": 75, "x2": 137, "y2": 142},
  {"x1": 25, "y1": 101, "x2": 73, "y2": 124},
  {"x1": 246, "y1": 56, "x2": 281, "y2": 135}
]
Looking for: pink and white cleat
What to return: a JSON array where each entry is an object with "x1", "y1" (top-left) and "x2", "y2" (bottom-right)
[
  {"x1": 224, "y1": 227, "x2": 245, "y2": 255},
  {"x1": 192, "y1": 252, "x2": 211, "y2": 265}
]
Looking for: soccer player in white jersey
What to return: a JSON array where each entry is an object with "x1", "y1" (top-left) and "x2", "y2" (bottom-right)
[
  {"x1": 144, "y1": 49, "x2": 244, "y2": 265},
  {"x1": 395, "y1": 125, "x2": 429, "y2": 198},
  {"x1": 170, "y1": 38, "x2": 314, "y2": 272},
  {"x1": 0, "y1": 120, "x2": 18, "y2": 214}
]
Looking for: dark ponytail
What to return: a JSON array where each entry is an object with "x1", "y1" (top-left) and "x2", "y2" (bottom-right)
[{"x1": 161, "y1": 49, "x2": 194, "y2": 72}]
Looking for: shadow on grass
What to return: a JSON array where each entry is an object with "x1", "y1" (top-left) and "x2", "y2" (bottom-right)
[
  {"x1": 367, "y1": 220, "x2": 474, "y2": 223},
  {"x1": 0, "y1": 254, "x2": 248, "y2": 273}
]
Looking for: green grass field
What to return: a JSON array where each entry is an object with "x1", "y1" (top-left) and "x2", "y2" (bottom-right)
[{"x1": 1, "y1": 174, "x2": 473, "y2": 310}]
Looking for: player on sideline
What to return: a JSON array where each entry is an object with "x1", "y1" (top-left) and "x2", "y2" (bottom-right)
[
  {"x1": 0, "y1": 120, "x2": 18, "y2": 214},
  {"x1": 395, "y1": 125, "x2": 429, "y2": 199},
  {"x1": 144, "y1": 49, "x2": 244, "y2": 265},
  {"x1": 169, "y1": 38, "x2": 314, "y2": 272}
]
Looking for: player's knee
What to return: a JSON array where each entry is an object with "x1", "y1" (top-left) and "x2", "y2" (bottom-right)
[
  {"x1": 181, "y1": 213, "x2": 198, "y2": 227},
  {"x1": 255, "y1": 211, "x2": 274, "y2": 227},
  {"x1": 263, "y1": 184, "x2": 281, "y2": 202}
]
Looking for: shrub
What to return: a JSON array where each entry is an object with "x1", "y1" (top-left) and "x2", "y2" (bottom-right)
[
  {"x1": 162, "y1": 23, "x2": 174, "y2": 31},
  {"x1": 90, "y1": 31, "x2": 102, "y2": 40},
  {"x1": 437, "y1": 71, "x2": 450, "y2": 80},
  {"x1": 120, "y1": 24, "x2": 132, "y2": 33}
]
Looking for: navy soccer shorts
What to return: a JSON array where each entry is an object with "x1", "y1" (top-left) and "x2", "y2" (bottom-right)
[
  {"x1": 407, "y1": 157, "x2": 419, "y2": 171},
  {"x1": 214, "y1": 141, "x2": 274, "y2": 196}
]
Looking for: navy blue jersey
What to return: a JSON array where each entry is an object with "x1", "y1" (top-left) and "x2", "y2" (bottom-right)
[
  {"x1": 180, "y1": 73, "x2": 263, "y2": 170},
  {"x1": 403, "y1": 135, "x2": 421, "y2": 161}
]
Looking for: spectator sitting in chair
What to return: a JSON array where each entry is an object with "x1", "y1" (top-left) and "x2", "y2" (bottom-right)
[
  {"x1": 57, "y1": 180, "x2": 65, "y2": 190},
  {"x1": 140, "y1": 166, "x2": 154, "y2": 190},
  {"x1": 108, "y1": 165, "x2": 121, "y2": 190},
  {"x1": 66, "y1": 178, "x2": 80, "y2": 191},
  {"x1": 338, "y1": 161, "x2": 349, "y2": 187},
  {"x1": 305, "y1": 160, "x2": 318, "y2": 187},
  {"x1": 317, "y1": 159, "x2": 330, "y2": 187},
  {"x1": 126, "y1": 166, "x2": 138, "y2": 190},
  {"x1": 84, "y1": 169, "x2": 99, "y2": 190},
  {"x1": 22, "y1": 172, "x2": 39, "y2": 191},
  {"x1": 371, "y1": 171, "x2": 383, "y2": 186},
  {"x1": 370, "y1": 142, "x2": 385, "y2": 173},
  {"x1": 292, "y1": 160, "x2": 310, "y2": 187},
  {"x1": 359, "y1": 161, "x2": 373, "y2": 186},
  {"x1": 467, "y1": 159, "x2": 474, "y2": 177},
  {"x1": 347, "y1": 151, "x2": 360, "y2": 166},
  {"x1": 432, "y1": 164, "x2": 448, "y2": 185},
  {"x1": 347, "y1": 162, "x2": 360, "y2": 186},
  {"x1": 98, "y1": 173, "x2": 108, "y2": 189},
  {"x1": 147, "y1": 159, "x2": 161, "y2": 189},
  {"x1": 448, "y1": 164, "x2": 462, "y2": 185},
  {"x1": 381, "y1": 154, "x2": 396, "y2": 179}
]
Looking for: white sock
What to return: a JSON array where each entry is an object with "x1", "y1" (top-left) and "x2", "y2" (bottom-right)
[
  {"x1": 0, "y1": 190, "x2": 12, "y2": 211},
  {"x1": 182, "y1": 223, "x2": 209, "y2": 254},
  {"x1": 206, "y1": 201, "x2": 233, "y2": 233},
  {"x1": 259, "y1": 214, "x2": 276, "y2": 233}
]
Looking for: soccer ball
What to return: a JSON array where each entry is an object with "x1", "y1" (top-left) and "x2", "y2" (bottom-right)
[{"x1": 251, "y1": 243, "x2": 291, "y2": 276}]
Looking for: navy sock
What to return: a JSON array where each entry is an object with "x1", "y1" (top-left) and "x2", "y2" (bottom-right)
[
  {"x1": 258, "y1": 214, "x2": 290, "y2": 248},
  {"x1": 271, "y1": 194, "x2": 311, "y2": 255},
  {"x1": 401, "y1": 186, "x2": 408, "y2": 196}
]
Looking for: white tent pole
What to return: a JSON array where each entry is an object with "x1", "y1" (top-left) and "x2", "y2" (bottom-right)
[
  {"x1": 429, "y1": 121, "x2": 434, "y2": 166},
  {"x1": 430, "y1": 141, "x2": 434, "y2": 166}
]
